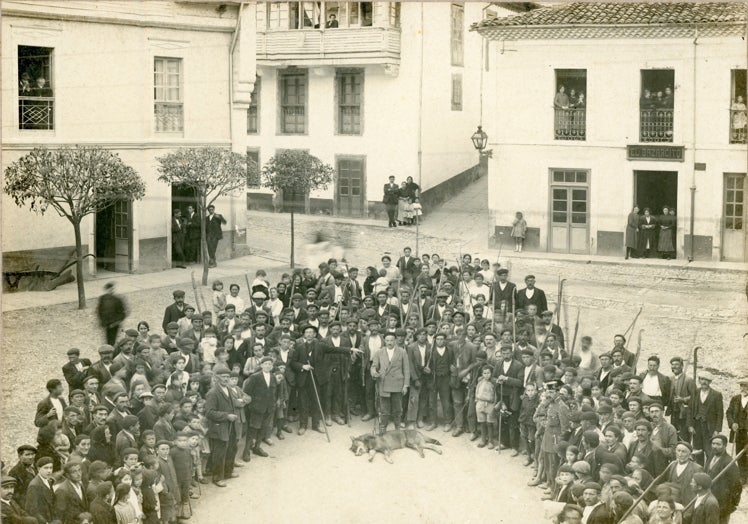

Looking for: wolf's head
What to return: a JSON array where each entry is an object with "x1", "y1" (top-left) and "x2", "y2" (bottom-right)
[{"x1": 350, "y1": 436, "x2": 369, "y2": 456}]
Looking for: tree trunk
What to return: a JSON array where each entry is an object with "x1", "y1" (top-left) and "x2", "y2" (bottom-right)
[
  {"x1": 72, "y1": 220, "x2": 86, "y2": 309},
  {"x1": 200, "y1": 194, "x2": 210, "y2": 286}
]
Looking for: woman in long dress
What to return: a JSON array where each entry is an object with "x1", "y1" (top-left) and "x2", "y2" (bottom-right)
[
  {"x1": 656, "y1": 206, "x2": 675, "y2": 259},
  {"x1": 637, "y1": 208, "x2": 658, "y2": 258},
  {"x1": 625, "y1": 206, "x2": 640, "y2": 259},
  {"x1": 732, "y1": 95, "x2": 747, "y2": 142}
]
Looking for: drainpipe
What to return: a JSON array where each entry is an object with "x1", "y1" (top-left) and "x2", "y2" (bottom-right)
[
  {"x1": 688, "y1": 27, "x2": 698, "y2": 262},
  {"x1": 228, "y1": 2, "x2": 244, "y2": 256}
]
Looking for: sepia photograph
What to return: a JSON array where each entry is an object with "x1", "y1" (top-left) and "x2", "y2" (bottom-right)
[{"x1": 1, "y1": 1, "x2": 747, "y2": 523}]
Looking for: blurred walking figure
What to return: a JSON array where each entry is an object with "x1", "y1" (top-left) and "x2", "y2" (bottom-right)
[{"x1": 511, "y1": 212, "x2": 527, "y2": 252}]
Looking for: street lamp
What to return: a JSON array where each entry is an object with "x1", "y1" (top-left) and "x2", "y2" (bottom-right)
[{"x1": 471, "y1": 125, "x2": 488, "y2": 152}]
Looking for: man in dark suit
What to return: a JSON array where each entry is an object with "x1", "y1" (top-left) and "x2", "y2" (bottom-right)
[
  {"x1": 638, "y1": 355, "x2": 672, "y2": 407},
  {"x1": 690, "y1": 472, "x2": 721, "y2": 524},
  {"x1": 204, "y1": 365, "x2": 241, "y2": 487},
  {"x1": 0, "y1": 477, "x2": 37, "y2": 524},
  {"x1": 96, "y1": 281, "x2": 127, "y2": 346},
  {"x1": 205, "y1": 205, "x2": 227, "y2": 268},
  {"x1": 323, "y1": 322, "x2": 353, "y2": 426},
  {"x1": 705, "y1": 434, "x2": 742, "y2": 523},
  {"x1": 515, "y1": 275, "x2": 547, "y2": 314},
  {"x1": 406, "y1": 329, "x2": 432, "y2": 429},
  {"x1": 726, "y1": 377, "x2": 748, "y2": 483},
  {"x1": 24, "y1": 457, "x2": 55, "y2": 524},
  {"x1": 492, "y1": 268, "x2": 516, "y2": 312},
  {"x1": 690, "y1": 373, "x2": 724, "y2": 466},
  {"x1": 34, "y1": 380, "x2": 67, "y2": 429},
  {"x1": 61, "y1": 348, "x2": 89, "y2": 392},
  {"x1": 383, "y1": 175, "x2": 400, "y2": 227},
  {"x1": 371, "y1": 331, "x2": 410, "y2": 433},
  {"x1": 171, "y1": 208, "x2": 186, "y2": 269},
  {"x1": 668, "y1": 356, "x2": 696, "y2": 442},
  {"x1": 54, "y1": 462, "x2": 88, "y2": 524},
  {"x1": 242, "y1": 356, "x2": 277, "y2": 460},
  {"x1": 493, "y1": 345, "x2": 524, "y2": 453},
  {"x1": 344, "y1": 268, "x2": 363, "y2": 302},
  {"x1": 86, "y1": 346, "x2": 114, "y2": 392},
  {"x1": 7, "y1": 446, "x2": 37, "y2": 508},
  {"x1": 448, "y1": 333, "x2": 478, "y2": 437},
  {"x1": 184, "y1": 204, "x2": 201, "y2": 263},
  {"x1": 626, "y1": 419, "x2": 668, "y2": 476},
  {"x1": 594, "y1": 353, "x2": 614, "y2": 393},
  {"x1": 396, "y1": 247, "x2": 419, "y2": 286},
  {"x1": 161, "y1": 290, "x2": 187, "y2": 332}
]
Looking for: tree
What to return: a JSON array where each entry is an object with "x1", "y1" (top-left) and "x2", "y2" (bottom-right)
[
  {"x1": 3, "y1": 146, "x2": 145, "y2": 309},
  {"x1": 262, "y1": 150, "x2": 335, "y2": 268},
  {"x1": 157, "y1": 147, "x2": 252, "y2": 285}
]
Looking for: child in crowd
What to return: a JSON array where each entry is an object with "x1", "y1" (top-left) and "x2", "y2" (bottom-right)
[
  {"x1": 373, "y1": 269, "x2": 390, "y2": 294},
  {"x1": 519, "y1": 381, "x2": 540, "y2": 466},
  {"x1": 274, "y1": 363, "x2": 290, "y2": 440},
  {"x1": 177, "y1": 305, "x2": 196, "y2": 336},
  {"x1": 511, "y1": 211, "x2": 527, "y2": 252},
  {"x1": 475, "y1": 365, "x2": 497, "y2": 449},
  {"x1": 212, "y1": 280, "x2": 226, "y2": 317},
  {"x1": 170, "y1": 432, "x2": 194, "y2": 519},
  {"x1": 200, "y1": 328, "x2": 218, "y2": 365}
]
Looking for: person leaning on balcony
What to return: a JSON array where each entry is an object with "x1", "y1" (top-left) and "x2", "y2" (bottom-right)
[
  {"x1": 31, "y1": 77, "x2": 52, "y2": 98},
  {"x1": 640, "y1": 89, "x2": 655, "y2": 110},
  {"x1": 19, "y1": 72, "x2": 33, "y2": 95},
  {"x1": 731, "y1": 95, "x2": 747, "y2": 139},
  {"x1": 553, "y1": 85, "x2": 570, "y2": 110},
  {"x1": 662, "y1": 86, "x2": 674, "y2": 109},
  {"x1": 325, "y1": 13, "x2": 338, "y2": 28}
]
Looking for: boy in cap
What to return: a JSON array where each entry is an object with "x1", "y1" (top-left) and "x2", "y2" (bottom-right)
[
  {"x1": 170, "y1": 432, "x2": 194, "y2": 516},
  {"x1": 242, "y1": 356, "x2": 277, "y2": 459},
  {"x1": 24, "y1": 457, "x2": 55, "y2": 523}
]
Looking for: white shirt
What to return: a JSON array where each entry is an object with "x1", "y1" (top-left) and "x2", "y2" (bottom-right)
[
  {"x1": 263, "y1": 372, "x2": 271, "y2": 387},
  {"x1": 226, "y1": 294, "x2": 245, "y2": 314},
  {"x1": 694, "y1": 493, "x2": 707, "y2": 508},
  {"x1": 741, "y1": 394, "x2": 748, "y2": 409},
  {"x1": 700, "y1": 389, "x2": 709, "y2": 403},
  {"x1": 675, "y1": 462, "x2": 688, "y2": 476},
  {"x1": 641, "y1": 373, "x2": 662, "y2": 397},
  {"x1": 523, "y1": 366, "x2": 533, "y2": 386},
  {"x1": 368, "y1": 335, "x2": 382, "y2": 361},
  {"x1": 582, "y1": 502, "x2": 600, "y2": 524},
  {"x1": 50, "y1": 397, "x2": 64, "y2": 422},
  {"x1": 525, "y1": 288, "x2": 535, "y2": 299},
  {"x1": 417, "y1": 344, "x2": 427, "y2": 366},
  {"x1": 386, "y1": 347, "x2": 395, "y2": 361}
]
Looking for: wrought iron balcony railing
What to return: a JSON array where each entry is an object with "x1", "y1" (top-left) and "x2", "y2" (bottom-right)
[
  {"x1": 19, "y1": 97, "x2": 54, "y2": 130},
  {"x1": 554, "y1": 108, "x2": 586, "y2": 140},
  {"x1": 154, "y1": 102, "x2": 183, "y2": 133},
  {"x1": 640, "y1": 108, "x2": 673, "y2": 143}
]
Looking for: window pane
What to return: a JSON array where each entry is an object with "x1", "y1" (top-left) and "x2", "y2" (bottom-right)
[
  {"x1": 553, "y1": 200, "x2": 567, "y2": 212},
  {"x1": 553, "y1": 188, "x2": 567, "y2": 200},
  {"x1": 572, "y1": 201, "x2": 586, "y2": 212},
  {"x1": 736, "y1": 190, "x2": 744, "y2": 203},
  {"x1": 736, "y1": 217, "x2": 743, "y2": 230},
  {"x1": 735, "y1": 204, "x2": 743, "y2": 217},
  {"x1": 553, "y1": 212, "x2": 567, "y2": 223},
  {"x1": 576, "y1": 172, "x2": 587, "y2": 183},
  {"x1": 572, "y1": 213, "x2": 587, "y2": 224},
  {"x1": 726, "y1": 204, "x2": 735, "y2": 217},
  {"x1": 553, "y1": 172, "x2": 564, "y2": 182},
  {"x1": 572, "y1": 189, "x2": 586, "y2": 201}
]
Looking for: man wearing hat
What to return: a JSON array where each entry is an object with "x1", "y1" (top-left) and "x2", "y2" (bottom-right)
[
  {"x1": 54, "y1": 462, "x2": 88, "y2": 524},
  {"x1": 323, "y1": 321, "x2": 355, "y2": 426},
  {"x1": 8, "y1": 446, "x2": 37, "y2": 507},
  {"x1": 427, "y1": 290, "x2": 450, "y2": 322},
  {"x1": 115, "y1": 415, "x2": 140, "y2": 466},
  {"x1": 96, "y1": 281, "x2": 128, "y2": 346},
  {"x1": 639, "y1": 355, "x2": 673, "y2": 407},
  {"x1": 205, "y1": 365, "x2": 241, "y2": 487},
  {"x1": 690, "y1": 372, "x2": 724, "y2": 466},
  {"x1": 246, "y1": 291, "x2": 274, "y2": 327},
  {"x1": 706, "y1": 434, "x2": 742, "y2": 523},
  {"x1": 0, "y1": 476, "x2": 37, "y2": 524},
  {"x1": 383, "y1": 175, "x2": 400, "y2": 227},
  {"x1": 648, "y1": 401, "x2": 678, "y2": 459},
  {"x1": 242, "y1": 356, "x2": 277, "y2": 460},
  {"x1": 24, "y1": 457, "x2": 55, "y2": 524},
  {"x1": 291, "y1": 324, "x2": 331, "y2": 434},
  {"x1": 669, "y1": 356, "x2": 696, "y2": 442},
  {"x1": 61, "y1": 348, "x2": 90, "y2": 392},
  {"x1": 515, "y1": 275, "x2": 548, "y2": 315},
  {"x1": 665, "y1": 441, "x2": 703, "y2": 505},
  {"x1": 491, "y1": 267, "x2": 516, "y2": 314},
  {"x1": 626, "y1": 419, "x2": 667, "y2": 476},
  {"x1": 161, "y1": 290, "x2": 187, "y2": 332},
  {"x1": 581, "y1": 482, "x2": 611, "y2": 524},
  {"x1": 691, "y1": 472, "x2": 720, "y2": 524},
  {"x1": 360, "y1": 318, "x2": 384, "y2": 423},
  {"x1": 371, "y1": 332, "x2": 410, "y2": 434},
  {"x1": 726, "y1": 376, "x2": 748, "y2": 483}
]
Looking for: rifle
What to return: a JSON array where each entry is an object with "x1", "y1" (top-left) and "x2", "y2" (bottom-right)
[
  {"x1": 632, "y1": 329, "x2": 644, "y2": 374},
  {"x1": 569, "y1": 308, "x2": 580, "y2": 359}
]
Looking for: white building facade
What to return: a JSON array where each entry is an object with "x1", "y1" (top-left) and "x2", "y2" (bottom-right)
[
  {"x1": 246, "y1": 1, "x2": 531, "y2": 217},
  {"x1": 474, "y1": 2, "x2": 748, "y2": 262},
  {"x1": 1, "y1": 1, "x2": 257, "y2": 275}
]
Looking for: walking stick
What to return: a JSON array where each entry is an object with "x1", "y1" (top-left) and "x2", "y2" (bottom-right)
[
  {"x1": 672, "y1": 449, "x2": 747, "y2": 518},
  {"x1": 190, "y1": 271, "x2": 202, "y2": 311},
  {"x1": 497, "y1": 382, "x2": 504, "y2": 454},
  {"x1": 308, "y1": 371, "x2": 330, "y2": 443},
  {"x1": 632, "y1": 329, "x2": 644, "y2": 375},
  {"x1": 569, "y1": 308, "x2": 581, "y2": 359},
  {"x1": 622, "y1": 306, "x2": 643, "y2": 339},
  {"x1": 692, "y1": 346, "x2": 701, "y2": 384},
  {"x1": 616, "y1": 460, "x2": 677, "y2": 523},
  {"x1": 554, "y1": 278, "x2": 566, "y2": 326}
]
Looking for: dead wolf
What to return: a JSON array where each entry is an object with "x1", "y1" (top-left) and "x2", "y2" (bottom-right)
[{"x1": 349, "y1": 429, "x2": 443, "y2": 463}]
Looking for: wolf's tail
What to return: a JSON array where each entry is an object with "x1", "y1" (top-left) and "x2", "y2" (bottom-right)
[{"x1": 425, "y1": 437, "x2": 442, "y2": 446}]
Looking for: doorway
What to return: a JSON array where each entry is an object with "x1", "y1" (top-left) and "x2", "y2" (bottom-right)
[
  {"x1": 634, "y1": 170, "x2": 678, "y2": 216},
  {"x1": 336, "y1": 156, "x2": 366, "y2": 217},
  {"x1": 172, "y1": 185, "x2": 200, "y2": 263},
  {"x1": 549, "y1": 169, "x2": 589, "y2": 254},
  {"x1": 95, "y1": 199, "x2": 132, "y2": 272},
  {"x1": 722, "y1": 173, "x2": 747, "y2": 261}
]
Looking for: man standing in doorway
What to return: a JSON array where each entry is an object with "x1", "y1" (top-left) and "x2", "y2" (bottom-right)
[
  {"x1": 184, "y1": 205, "x2": 201, "y2": 264},
  {"x1": 205, "y1": 205, "x2": 227, "y2": 268},
  {"x1": 171, "y1": 208, "x2": 186, "y2": 269},
  {"x1": 383, "y1": 176, "x2": 400, "y2": 228}
]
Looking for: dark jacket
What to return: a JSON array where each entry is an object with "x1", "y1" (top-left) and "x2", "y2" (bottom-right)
[
  {"x1": 96, "y1": 293, "x2": 127, "y2": 329},
  {"x1": 54, "y1": 479, "x2": 88, "y2": 524},
  {"x1": 34, "y1": 396, "x2": 67, "y2": 428},
  {"x1": 690, "y1": 492, "x2": 720, "y2": 524},
  {"x1": 690, "y1": 388, "x2": 724, "y2": 436},
  {"x1": 8, "y1": 462, "x2": 36, "y2": 507},
  {"x1": 706, "y1": 452, "x2": 742, "y2": 516},
  {"x1": 492, "y1": 280, "x2": 517, "y2": 310},
  {"x1": 515, "y1": 286, "x2": 548, "y2": 314},
  {"x1": 243, "y1": 371, "x2": 277, "y2": 415},
  {"x1": 24, "y1": 475, "x2": 56, "y2": 524},
  {"x1": 205, "y1": 213, "x2": 226, "y2": 240},
  {"x1": 161, "y1": 303, "x2": 186, "y2": 332},
  {"x1": 204, "y1": 384, "x2": 241, "y2": 442},
  {"x1": 492, "y1": 359, "x2": 525, "y2": 412}
]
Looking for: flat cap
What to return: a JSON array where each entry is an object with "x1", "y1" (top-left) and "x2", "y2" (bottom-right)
[
  {"x1": 67, "y1": 348, "x2": 81, "y2": 356},
  {"x1": 35, "y1": 457, "x2": 53, "y2": 469},
  {"x1": 97, "y1": 345, "x2": 114, "y2": 354},
  {"x1": 259, "y1": 356, "x2": 274, "y2": 364},
  {"x1": 125, "y1": 329, "x2": 139, "y2": 337},
  {"x1": 213, "y1": 364, "x2": 231, "y2": 376},
  {"x1": 17, "y1": 445, "x2": 37, "y2": 455},
  {"x1": 252, "y1": 291, "x2": 267, "y2": 299}
]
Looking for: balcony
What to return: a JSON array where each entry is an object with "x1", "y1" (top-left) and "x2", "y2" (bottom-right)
[
  {"x1": 640, "y1": 109, "x2": 673, "y2": 143},
  {"x1": 154, "y1": 102, "x2": 183, "y2": 133},
  {"x1": 19, "y1": 97, "x2": 54, "y2": 130},
  {"x1": 730, "y1": 108, "x2": 747, "y2": 144},
  {"x1": 554, "y1": 108, "x2": 586, "y2": 141},
  {"x1": 256, "y1": 27, "x2": 400, "y2": 68}
]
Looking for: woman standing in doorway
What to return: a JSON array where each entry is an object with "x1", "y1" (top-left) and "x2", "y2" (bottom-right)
[
  {"x1": 657, "y1": 206, "x2": 676, "y2": 259},
  {"x1": 638, "y1": 208, "x2": 658, "y2": 258},
  {"x1": 625, "y1": 206, "x2": 640, "y2": 259}
]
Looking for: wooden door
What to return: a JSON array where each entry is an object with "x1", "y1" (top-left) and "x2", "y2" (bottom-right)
[
  {"x1": 336, "y1": 157, "x2": 365, "y2": 217},
  {"x1": 723, "y1": 173, "x2": 747, "y2": 261}
]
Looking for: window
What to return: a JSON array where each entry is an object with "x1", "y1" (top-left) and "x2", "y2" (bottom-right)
[
  {"x1": 554, "y1": 69, "x2": 587, "y2": 141},
  {"x1": 154, "y1": 57, "x2": 183, "y2": 133},
  {"x1": 389, "y1": 2, "x2": 401, "y2": 28},
  {"x1": 730, "y1": 69, "x2": 747, "y2": 144},
  {"x1": 451, "y1": 74, "x2": 462, "y2": 111},
  {"x1": 337, "y1": 69, "x2": 363, "y2": 135},
  {"x1": 266, "y1": 2, "x2": 282, "y2": 29},
  {"x1": 640, "y1": 70, "x2": 674, "y2": 143},
  {"x1": 247, "y1": 77, "x2": 261, "y2": 134},
  {"x1": 450, "y1": 4, "x2": 464, "y2": 66},
  {"x1": 320, "y1": 2, "x2": 373, "y2": 28},
  {"x1": 289, "y1": 2, "x2": 320, "y2": 29},
  {"x1": 279, "y1": 69, "x2": 307, "y2": 134},
  {"x1": 247, "y1": 148, "x2": 261, "y2": 188},
  {"x1": 552, "y1": 170, "x2": 588, "y2": 184},
  {"x1": 18, "y1": 45, "x2": 54, "y2": 130}
]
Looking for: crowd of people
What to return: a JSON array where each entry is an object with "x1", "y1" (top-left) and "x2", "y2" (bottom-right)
[{"x1": 2, "y1": 248, "x2": 746, "y2": 524}]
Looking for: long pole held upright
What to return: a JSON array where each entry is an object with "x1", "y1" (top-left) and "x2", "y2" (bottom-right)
[{"x1": 309, "y1": 371, "x2": 330, "y2": 443}]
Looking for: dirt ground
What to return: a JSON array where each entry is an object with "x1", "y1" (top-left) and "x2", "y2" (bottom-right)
[{"x1": 2, "y1": 224, "x2": 748, "y2": 521}]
